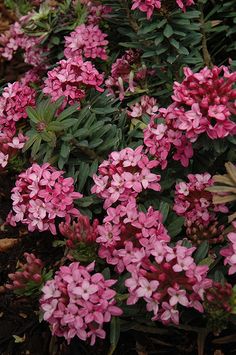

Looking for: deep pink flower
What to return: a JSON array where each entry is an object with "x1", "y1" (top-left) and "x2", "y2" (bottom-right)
[
  {"x1": 43, "y1": 56, "x2": 104, "y2": 109},
  {"x1": 64, "y1": 24, "x2": 108, "y2": 61}
]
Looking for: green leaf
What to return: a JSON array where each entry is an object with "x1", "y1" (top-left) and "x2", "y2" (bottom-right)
[
  {"x1": 138, "y1": 22, "x2": 159, "y2": 35},
  {"x1": 78, "y1": 162, "x2": 90, "y2": 191},
  {"x1": 163, "y1": 24, "x2": 174, "y2": 38},
  {"x1": 89, "y1": 160, "x2": 98, "y2": 177},
  {"x1": 108, "y1": 317, "x2": 120, "y2": 355},
  {"x1": 194, "y1": 241, "x2": 209, "y2": 264},
  {"x1": 91, "y1": 107, "x2": 118, "y2": 115},
  {"x1": 41, "y1": 131, "x2": 55, "y2": 143},
  {"x1": 154, "y1": 34, "x2": 164, "y2": 46},
  {"x1": 31, "y1": 136, "x2": 42, "y2": 157},
  {"x1": 57, "y1": 103, "x2": 79, "y2": 121},
  {"x1": 26, "y1": 107, "x2": 41, "y2": 123},
  {"x1": 76, "y1": 195, "x2": 101, "y2": 207},
  {"x1": 60, "y1": 143, "x2": 70, "y2": 159},
  {"x1": 170, "y1": 38, "x2": 180, "y2": 49},
  {"x1": 159, "y1": 201, "x2": 169, "y2": 223},
  {"x1": 167, "y1": 217, "x2": 184, "y2": 237},
  {"x1": 22, "y1": 134, "x2": 38, "y2": 152},
  {"x1": 73, "y1": 128, "x2": 89, "y2": 139}
]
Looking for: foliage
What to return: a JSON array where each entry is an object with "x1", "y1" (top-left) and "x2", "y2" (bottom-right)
[{"x1": 0, "y1": 0, "x2": 236, "y2": 353}]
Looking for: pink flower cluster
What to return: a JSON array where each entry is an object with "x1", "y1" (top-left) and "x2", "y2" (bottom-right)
[
  {"x1": 125, "y1": 243, "x2": 212, "y2": 324},
  {"x1": 131, "y1": 0, "x2": 194, "y2": 19},
  {"x1": 96, "y1": 197, "x2": 170, "y2": 273},
  {"x1": 64, "y1": 24, "x2": 108, "y2": 61},
  {"x1": 0, "y1": 81, "x2": 36, "y2": 124},
  {"x1": 85, "y1": 2, "x2": 112, "y2": 25},
  {"x1": 127, "y1": 95, "x2": 158, "y2": 118},
  {"x1": 173, "y1": 173, "x2": 227, "y2": 227},
  {"x1": 0, "y1": 81, "x2": 36, "y2": 168},
  {"x1": 59, "y1": 214, "x2": 99, "y2": 249},
  {"x1": 43, "y1": 56, "x2": 104, "y2": 108},
  {"x1": 20, "y1": 68, "x2": 41, "y2": 86},
  {"x1": 7, "y1": 163, "x2": 82, "y2": 234},
  {"x1": 6, "y1": 252, "x2": 44, "y2": 291},
  {"x1": 91, "y1": 146, "x2": 161, "y2": 208},
  {"x1": 221, "y1": 224, "x2": 236, "y2": 275},
  {"x1": 143, "y1": 116, "x2": 193, "y2": 169},
  {"x1": 40, "y1": 261, "x2": 123, "y2": 345},
  {"x1": 0, "y1": 22, "x2": 45, "y2": 67},
  {"x1": 105, "y1": 50, "x2": 154, "y2": 100},
  {"x1": 205, "y1": 281, "x2": 233, "y2": 314},
  {"x1": 170, "y1": 66, "x2": 236, "y2": 140}
]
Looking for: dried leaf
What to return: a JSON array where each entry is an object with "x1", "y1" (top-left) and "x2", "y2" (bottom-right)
[
  {"x1": 19, "y1": 313, "x2": 28, "y2": 319},
  {"x1": 228, "y1": 212, "x2": 236, "y2": 223},
  {"x1": 13, "y1": 334, "x2": 26, "y2": 343},
  {"x1": 0, "y1": 238, "x2": 18, "y2": 252},
  {"x1": 214, "y1": 350, "x2": 224, "y2": 355},
  {"x1": 212, "y1": 333, "x2": 236, "y2": 344},
  {"x1": 136, "y1": 342, "x2": 148, "y2": 355},
  {"x1": 207, "y1": 186, "x2": 236, "y2": 193},
  {"x1": 212, "y1": 195, "x2": 236, "y2": 204},
  {"x1": 225, "y1": 162, "x2": 236, "y2": 185},
  {"x1": 213, "y1": 174, "x2": 235, "y2": 186}
]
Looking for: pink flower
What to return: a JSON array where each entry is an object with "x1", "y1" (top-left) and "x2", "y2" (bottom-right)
[
  {"x1": 161, "y1": 302, "x2": 179, "y2": 325},
  {"x1": 0, "y1": 152, "x2": 8, "y2": 168},
  {"x1": 7, "y1": 163, "x2": 82, "y2": 234},
  {"x1": 131, "y1": 0, "x2": 194, "y2": 19},
  {"x1": 171, "y1": 66, "x2": 236, "y2": 140},
  {"x1": 43, "y1": 56, "x2": 104, "y2": 108},
  {"x1": 40, "y1": 262, "x2": 122, "y2": 345},
  {"x1": 173, "y1": 173, "x2": 227, "y2": 229},
  {"x1": 125, "y1": 242, "x2": 212, "y2": 323},
  {"x1": 64, "y1": 24, "x2": 108, "y2": 61},
  {"x1": 92, "y1": 146, "x2": 161, "y2": 208},
  {"x1": 0, "y1": 21, "x2": 47, "y2": 67},
  {"x1": 105, "y1": 50, "x2": 154, "y2": 100},
  {"x1": 136, "y1": 277, "x2": 159, "y2": 298},
  {"x1": 221, "y1": 230, "x2": 236, "y2": 275},
  {"x1": 6, "y1": 253, "x2": 44, "y2": 292},
  {"x1": 127, "y1": 95, "x2": 158, "y2": 118}
]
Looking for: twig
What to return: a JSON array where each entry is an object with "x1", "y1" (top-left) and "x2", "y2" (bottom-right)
[
  {"x1": 118, "y1": 0, "x2": 140, "y2": 32},
  {"x1": 200, "y1": 3, "x2": 213, "y2": 68}
]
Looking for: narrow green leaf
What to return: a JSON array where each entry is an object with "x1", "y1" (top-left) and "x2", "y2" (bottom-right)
[
  {"x1": 57, "y1": 103, "x2": 79, "y2": 121},
  {"x1": 163, "y1": 24, "x2": 174, "y2": 38},
  {"x1": 26, "y1": 107, "x2": 41, "y2": 123},
  {"x1": 22, "y1": 134, "x2": 38, "y2": 152},
  {"x1": 31, "y1": 136, "x2": 42, "y2": 157},
  {"x1": 194, "y1": 241, "x2": 209, "y2": 264},
  {"x1": 78, "y1": 162, "x2": 90, "y2": 191},
  {"x1": 108, "y1": 317, "x2": 120, "y2": 355}
]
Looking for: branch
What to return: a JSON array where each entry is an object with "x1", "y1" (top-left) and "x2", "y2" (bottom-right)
[{"x1": 200, "y1": 4, "x2": 213, "y2": 68}]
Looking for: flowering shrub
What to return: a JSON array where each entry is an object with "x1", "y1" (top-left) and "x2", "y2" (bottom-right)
[
  {"x1": 131, "y1": 0, "x2": 195, "y2": 19},
  {"x1": 96, "y1": 197, "x2": 170, "y2": 273},
  {"x1": 170, "y1": 66, "x2": 236, "y2": 140},
  {"x1": 126, "y1": 243, "x2": 212, "y2": 322},
  {"x1": 91, "y1": 146, "x2": 161, "y2": 208},
  {"x1": 64, "y1": 24, "x2": 108, "y2": 61},
  {"x1": 0, "y1": 21, "x2": 46, "y2": 67},
  {"x1": 43, "y1": 56, "x2": 104, "y2": 108},
  {"x1": 40, "y1": 261, "x2": 123, "y2": 345},
  {"x1": 5, "y1": 252, "x2": 47, "y2": 296},
  {"x1": 1, "y1": 0, "x2": 236, "y2": 353},
  {"x1": 7, "y1": 163, "x2": 82, "y2": 234}
]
